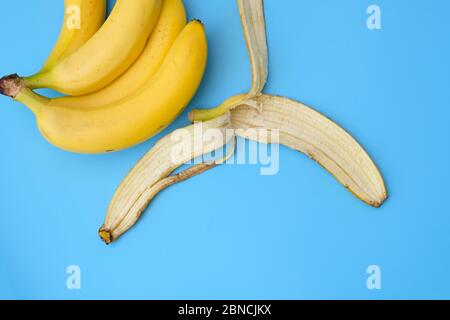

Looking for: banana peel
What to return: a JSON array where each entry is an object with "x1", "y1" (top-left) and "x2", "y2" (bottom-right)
[
  {"x1": 232, "y1": 95, "x2": 387, "y2": 207},
  {"x1": 100, "y1": 0, "x2": 387, "y2": 243},
  {"x1": 99, "y1": 114, "x2": 235, "y2": 243}
]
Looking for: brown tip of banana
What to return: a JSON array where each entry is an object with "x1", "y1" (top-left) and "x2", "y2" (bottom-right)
[
  {"x1": 0, "y1": 74, "x2": 24, "y2": 98},
  {"x1": 371, "y1": 192, "x2": 388, "y2": 208},
  {"x1": 99, "y1": 227, "x2": 113, "y2": 245},
  {"x1": 371, "y1": 200, "x2": 383, "y2": 208},
  {"x1": 192, "y1": 19, "x2": 204, "y2": 25}
]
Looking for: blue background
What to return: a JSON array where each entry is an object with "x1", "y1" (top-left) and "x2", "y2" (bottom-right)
[{"x1": 1, "y1": 0, "x2": 449, "y2": 299}]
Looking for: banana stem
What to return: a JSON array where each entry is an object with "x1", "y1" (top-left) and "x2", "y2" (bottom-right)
[
  {"x1": 22, "y1": 73, "x2": 51, "y2": 90},
  {"x1": 0, "y1": 74, "x2": 25, "y2": 98},
  {"x1": 189, "y1": 105, "x2": 231, "y2": 122},
  {"x1": 0, "y1": 74, "x2": 48, "y2": 115},
  {"x1": 189, "y1": 93, "x2": 250, "y2": 122}
]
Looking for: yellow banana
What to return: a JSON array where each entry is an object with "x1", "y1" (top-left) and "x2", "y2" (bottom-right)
[
  {"x1": 23, "y1": 0, "x2": 163, "y2": 96},
  {"x1": 50, "y1": 0, "x2": 186, "y2": 108},
  {"x1": 40, "y1": 0, "x2": 106, "y2": 73},
  {"x1": 0, "y1": 21, "x2": 208, "y2": 154}
]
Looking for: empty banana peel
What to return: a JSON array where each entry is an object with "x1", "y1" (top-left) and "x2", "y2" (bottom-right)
[
  {"x1": 232, "y1": 94, "x2": 387, "y2": 207},
  {"x1": 100, "y1": 0, "x2": 387, "y2": 244},
  {"x1": 99, "y1": 114, "x2": 235, "y2": 244}
]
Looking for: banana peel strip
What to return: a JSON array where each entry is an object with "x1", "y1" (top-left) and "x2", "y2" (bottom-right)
[
  {"x1": 231, "y1": 94, "x2": 387, "y2": 207},
  {"x1": 99, "y1": 114, "x2": 235, "y2": 243},
  {"x1": 238, "y1": 0, "x2": 268, "y2": 96},
  {"x1": 190, "y1": 0, "x2": 268, "y2": 121}
]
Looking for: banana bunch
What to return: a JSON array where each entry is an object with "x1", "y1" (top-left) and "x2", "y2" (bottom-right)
[
  {"x1": 0, "y1": 0, "x2": 208, "y2": 153},
  {"x1": 100, "y1": 0, "x2": 388, "y2": 244}
]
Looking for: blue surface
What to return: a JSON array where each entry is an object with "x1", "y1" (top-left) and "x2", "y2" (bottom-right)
[{"x1": 1, "y1": 0, "x2": 449, "y2": 300}]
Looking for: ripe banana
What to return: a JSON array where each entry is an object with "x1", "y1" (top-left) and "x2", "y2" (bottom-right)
[
  {"x1": 48, "y1": 0, "x2": 187, "y2": 108},
  {"x1": 99, "y1": 114, "x2": 235, "y2": 244},
  {"x1": 40, "y1": 0, "x2": 106, "y2": 73},
  {"x1": 0, "y1": 20, "x2": 208, "y2": 153},
  {"x1": 23, "y1": 0, "x2": 163, "y2": 96}
]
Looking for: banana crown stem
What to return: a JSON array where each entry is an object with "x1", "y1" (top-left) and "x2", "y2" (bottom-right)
[
  {"x1": 0, "y1": 74, "x2": 25, "y2": 98},
  {"x1": 23, "y1": 72, "x2": 52, "y2": 90}
]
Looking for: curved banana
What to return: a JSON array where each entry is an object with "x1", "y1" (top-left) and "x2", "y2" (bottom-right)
[
  {"x1": 40, "y1": 0, "x2": 106, "y2": 73},
  {"x1": 24, "y1": 0, "x2": 163, "y2": 96},
  {"x1": 49, "y1": 0, "x2": 186, "y2": 108},
  {"x1": 0, "y1": 21, "x2": 208, "y2": 154},
  {"x1": 231, "y1": 94, "x2": 387, "y2": 207}
]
